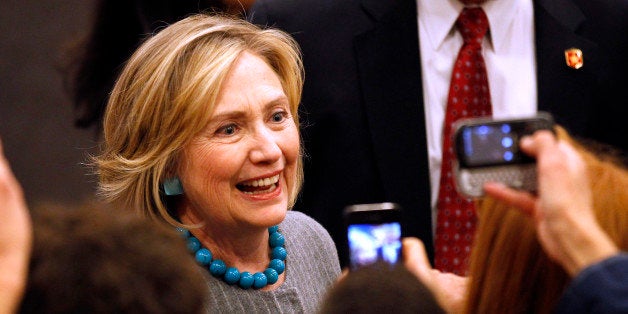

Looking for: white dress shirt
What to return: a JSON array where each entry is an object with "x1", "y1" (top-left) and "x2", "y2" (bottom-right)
[{"x1": 416, "y1": 0, "x2": 537, "y2": 229}]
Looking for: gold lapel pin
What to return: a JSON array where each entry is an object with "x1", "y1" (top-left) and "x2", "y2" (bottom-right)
[{"x1": 565, "y1": 48, "x2": 583, "y2": 69}]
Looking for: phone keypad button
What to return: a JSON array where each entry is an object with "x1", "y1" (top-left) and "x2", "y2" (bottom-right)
[{"x1": 457, "y1": 164, "x2": 537, "y2": 197}]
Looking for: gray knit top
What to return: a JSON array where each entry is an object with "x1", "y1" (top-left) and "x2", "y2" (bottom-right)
[{"x1": 201, "y1": 211, "x2": 341, "y2": 313}]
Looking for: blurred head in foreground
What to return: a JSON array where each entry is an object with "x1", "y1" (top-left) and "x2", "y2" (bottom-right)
[
  {"x1": 18, "y1": 202, "x2": 207, "y2": 313},
  {"x1": 320, "y1": 262, "x2": 444, "y2": 314}
]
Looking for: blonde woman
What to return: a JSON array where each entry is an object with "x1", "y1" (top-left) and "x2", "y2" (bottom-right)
[{"x1": 96, "y1": 15, "x2": 340, "y2": 312}]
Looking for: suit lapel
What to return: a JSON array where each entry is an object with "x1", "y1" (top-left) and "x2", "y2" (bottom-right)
[
  {"x1": 355, "y1": 0, "x2": 434, "y2": 252},
  {"x1": 535, "y1": 0, "x2": 600, "y2": 132}
]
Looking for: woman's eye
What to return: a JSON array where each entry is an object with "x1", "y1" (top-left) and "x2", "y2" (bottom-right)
[
  {"x1": 271, "y1": 111, "x2": 287, "y2": 123},
  {"x1": 217, "y1": 124, "x2": 238, "y2": 136}
]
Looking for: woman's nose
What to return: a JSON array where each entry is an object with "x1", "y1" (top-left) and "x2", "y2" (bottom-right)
[{"x1": 249, "y1": 127, "x2": 282, "y2": 164}]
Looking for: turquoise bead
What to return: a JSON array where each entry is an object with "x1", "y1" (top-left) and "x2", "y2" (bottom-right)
[
  {"x1": 252, "y1": 272, "x2": 267, "y2": 289},
  {"x1": 238, "y1": 272, "x2": 254, "y2": 289},
  {"x1": 271, "y1": 246, "x2": 287, "y2": 260},
  {"x1": 195, "y1": 248, "x2": 212, "y2": 265},
  {"x1": 224, "y1": 267, "x2": 240, "y2": 285},
  {"x1": 269, "y1": 231, "x2": 285, "y2": 248},
  {"x1": 264, "y1": 268, "x2": 279, "y2": 284},
  {"x1": 268, "y1": 225, "x2": 279, "y2": 233},
  {"x1": 209, "y1": 260, "x2": 226, "y2": 277},
  {"x1": 269, "y1": 258, "x2": 285, "y2": 274},
  {"x1": 186, "y1": 237, "x2": 201, "y2": 253}
]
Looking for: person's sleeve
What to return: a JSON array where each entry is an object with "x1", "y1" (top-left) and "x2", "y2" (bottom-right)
[{"x1": 554, "y1": 253, "x2": 628, "y2": 314}]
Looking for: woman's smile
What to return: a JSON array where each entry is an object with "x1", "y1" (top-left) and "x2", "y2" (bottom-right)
[
  {"x1": 235, "y1": 172, "x2": 284, "y2": 202},
  {"x1": 237, "y1": 173, "x2": 280, "y2": 195}
]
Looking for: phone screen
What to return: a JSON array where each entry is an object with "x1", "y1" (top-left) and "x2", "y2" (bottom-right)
[
  {"x1": 344, "y1": 203, "x2": 403, "y2": 270},
  {"x1": 455, "y1": 116, "x2": 554, "y2": 168},
  {"x1": 347, "y1": 221, "x2": 402, "y2": 270},
  {"x1": 459, "y1": 122, "x2": 529, "y2": 167}
]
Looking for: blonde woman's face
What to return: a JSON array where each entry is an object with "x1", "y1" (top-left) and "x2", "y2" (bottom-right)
[{"x1": 178, "y1": 51, "x2": 299, "y2": 230}]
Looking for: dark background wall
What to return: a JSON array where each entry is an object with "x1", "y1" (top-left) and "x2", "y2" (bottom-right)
[{"x1": 1, "y1": 0, "x2": 99, "y2": 206}]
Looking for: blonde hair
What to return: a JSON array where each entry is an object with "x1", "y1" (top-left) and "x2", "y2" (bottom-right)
[
  {"x1": 465, "y1": 127, "x2": 628, "y2": 313},
  {"x1": 95, "y1": 14, "x2": 304, "y2": 226}
]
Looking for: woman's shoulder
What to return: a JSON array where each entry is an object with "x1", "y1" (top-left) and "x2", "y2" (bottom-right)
[
  {"x1": 284, "y1": 209, "x2": 314, "y2": 222},
  {"x1": 281, "y1": 211, "x2": 334, "y2": 242},
  {"x1": 282, "y1": 210, "x2": 323, "y2": 231}
]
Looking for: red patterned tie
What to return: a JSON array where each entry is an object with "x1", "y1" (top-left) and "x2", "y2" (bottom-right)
[{"x1": 434, "y1": 7, "x2": 492, "y2": 275}]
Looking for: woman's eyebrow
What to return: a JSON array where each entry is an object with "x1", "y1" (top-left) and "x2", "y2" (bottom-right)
[
  {"x1": 264, "y1": 95, "x2": 290, "y2": 108},
  {"x1": 209, "y1": 94, "x2": 290, "y2": 122}
]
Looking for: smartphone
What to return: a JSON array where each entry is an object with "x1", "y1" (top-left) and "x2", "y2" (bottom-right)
[
  {"x1": 453, "y1": 113, "x2": 555, "y2": 198},
  {"x1": 343, "y1": 203, "x2": 403, "y2": 271}
]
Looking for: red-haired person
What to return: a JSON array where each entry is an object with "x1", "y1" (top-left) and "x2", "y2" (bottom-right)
[{"x1": 404, "y1": 129, "x2": 628, "y2": 313}]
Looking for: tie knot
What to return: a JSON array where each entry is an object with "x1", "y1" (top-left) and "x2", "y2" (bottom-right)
[{"x1": 456, "y1": 7, "x2": 489, "y2": 45}]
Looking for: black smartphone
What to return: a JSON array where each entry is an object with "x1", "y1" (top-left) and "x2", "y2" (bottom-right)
[
  {"x1": 453, "y1": 113, "x2": 555, "y2": 197},
  {"x1": 343, "y1": 203, "x2": 403, "y2": 271}
]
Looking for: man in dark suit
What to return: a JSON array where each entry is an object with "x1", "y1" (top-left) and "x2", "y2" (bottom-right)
[{"x1": 249, "y1": 0, "x2": 628, "y2": 267}]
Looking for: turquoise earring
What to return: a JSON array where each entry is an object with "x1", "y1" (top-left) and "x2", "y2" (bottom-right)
[{"x1": 163, "y1": 177, "x2": 184, "y2": 196}]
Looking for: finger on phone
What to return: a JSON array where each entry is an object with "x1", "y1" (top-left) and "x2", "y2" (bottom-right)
[
  {"x1": 483, "y1": 182, "x2": 536, "y2": 216},
  {"x1": 519, "y1": 130, "x2": 556, "y2": 157}
]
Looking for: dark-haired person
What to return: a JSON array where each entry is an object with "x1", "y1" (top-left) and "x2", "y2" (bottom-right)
[
  {"x1": 19, "y1": 203, "x2": 208, "y2": 313},
  {"x1": 320, "y1": 262, "x2": 444, "y2": 314}
]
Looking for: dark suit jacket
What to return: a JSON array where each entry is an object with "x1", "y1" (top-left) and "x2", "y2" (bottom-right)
[{"x1": 250, "y1": 0, "x2": 628, "y2": 265}]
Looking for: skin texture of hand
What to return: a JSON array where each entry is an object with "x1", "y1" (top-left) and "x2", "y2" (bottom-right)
[
  {"x1": 0, "y1": 137, "x2": 32, "y2": 314},
  {"x1": 403, "y1": 237, "x2": 467, "y2": 313},
  {"x1": 483, "y1": 131, "x2": 619, "y2": 277}
]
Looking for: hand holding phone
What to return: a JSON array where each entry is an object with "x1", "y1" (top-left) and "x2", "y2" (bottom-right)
[
  {"x1": 343, "y1": 203, "x2": 403, "y2": 270},
  {"x1": 453, "y1": 113, "x2": 555, "y2": 198}
]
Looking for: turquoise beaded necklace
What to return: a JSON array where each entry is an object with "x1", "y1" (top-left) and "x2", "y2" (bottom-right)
[{"x1": 176, "y1": 226, "x2": 287, "y2": 289}]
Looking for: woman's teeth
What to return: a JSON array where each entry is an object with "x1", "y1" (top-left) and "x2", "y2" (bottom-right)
[
  {"x1": 246, "y1": 174, "x2": 279, "y2": 187},
  {"x1": 238, "y1": 174, "x2": 280, "y2": 194}
]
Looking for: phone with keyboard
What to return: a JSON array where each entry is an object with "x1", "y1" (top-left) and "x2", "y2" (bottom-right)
[{"x1": 453, "y1": 113, "x2": 555, "y2": 198}]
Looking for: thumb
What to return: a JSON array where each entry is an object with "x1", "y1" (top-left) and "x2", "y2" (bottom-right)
[{"x1": 402, "y1": 237, "x2": 433, "y2": 280}]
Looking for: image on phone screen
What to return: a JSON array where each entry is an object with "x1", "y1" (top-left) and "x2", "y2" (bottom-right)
[
  {"x1": 455, "y1": 114, "x2": 554, "y2": 169},
  {"x1": 459, "y1": 122, "x2": 529, "y2": 167},
  {"x1": 347, "y1": 222, "x2": 402, "y2": 270}
]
